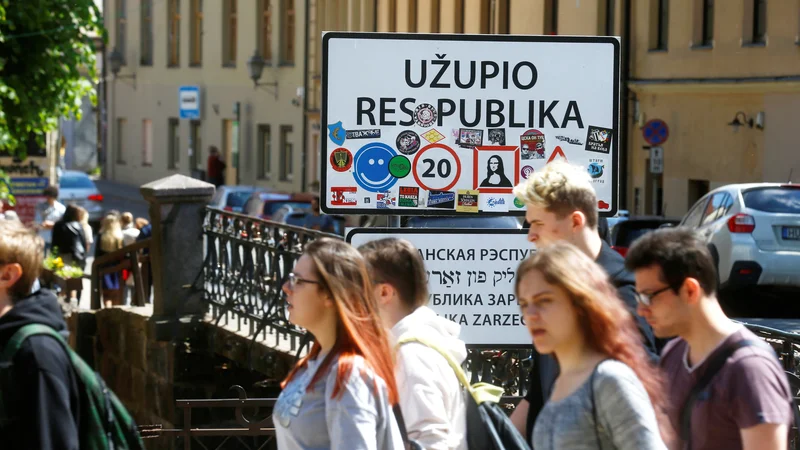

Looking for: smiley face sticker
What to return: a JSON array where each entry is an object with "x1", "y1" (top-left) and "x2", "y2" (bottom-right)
[{"x1": 352, "y1": 142, "x2": 398, "y2": 192}]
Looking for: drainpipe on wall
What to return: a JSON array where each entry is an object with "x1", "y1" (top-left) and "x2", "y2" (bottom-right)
[
  {"x1": 101, "y1": 0, "x2": 109, "y2": 180},
  {"x1": 301, "y1": 0, "x2": 310, "y2": 193},
  {"x1": 619, "y1": 0, "x2": 632, "y2": 210}
]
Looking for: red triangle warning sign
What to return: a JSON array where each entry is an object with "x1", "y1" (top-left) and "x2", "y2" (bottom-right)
[{"x1": 547, "y1": 145, "x2": 568, "y2": 164}]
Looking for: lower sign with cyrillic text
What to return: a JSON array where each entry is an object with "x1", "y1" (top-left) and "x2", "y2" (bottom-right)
[{"x1": 346, "y1": 228, "x2": 533, "y2": 345}]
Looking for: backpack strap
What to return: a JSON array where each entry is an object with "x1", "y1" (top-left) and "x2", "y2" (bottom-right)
[
  {"x1": 1, "y1": 323, "x2": 67, "y2": 362},
  {"x1": 679, "y1": 339, "x2": 762, "y2": 449},
  {"x1": 396, "y1": 334, "x2": 504, "y2": 405}
]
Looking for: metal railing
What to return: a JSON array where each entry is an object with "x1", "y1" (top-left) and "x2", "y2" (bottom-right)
[
  {"x1": 202, "y1": 208, "x2": 340, "y2": 356},
  {"x1": 90, "y1": 238, "x2": 152, "y2": 309}
]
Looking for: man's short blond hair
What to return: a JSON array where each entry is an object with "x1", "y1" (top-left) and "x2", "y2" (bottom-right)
[
  {"x1": 0, "y1": 220, "x2": 44, "y2": 301},
  {"x1": 121, "y1": 212, "x2": 134, "y2": 227},
  {"x1": 512, "y1": 160, "x2": 599, "y2": 228}
]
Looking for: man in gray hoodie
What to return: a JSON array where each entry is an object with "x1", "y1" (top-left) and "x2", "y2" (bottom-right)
[{"x1": 360, "y1": 238, "x2": 468, "y2": 450}]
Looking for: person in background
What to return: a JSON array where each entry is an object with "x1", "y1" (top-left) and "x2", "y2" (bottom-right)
[
  {"x1": 34, "y1": 186, "x2": 66, "y2": 252},
  {"x1": 134, "y1": 217, "x2": 149, "y2": 231},
  {"x1": 509, "y1": 160, "x2": 657, "y2": 441},
  {"x1": 207, "y1": 146, "x2": 226, "y2": 188},
  {"x1": 626, "y1": 228, "x2": 793, "y2": 450},
  {"x1": 359, "y1": 238, "x2": 467, "y2": 450},
  {"x1": 303, "y1": 195, "x2": 335, "y2": 233},
  {"x1": 120, "y1": 212, "x2": 140, "y2": 246},
  {"x1": 0, "y1": 220, "x2": 82, "y2": 450},
  {"x1": 274, "y1": 238, "x2": 404, "y2": 449},
  {"x1": 118, "y1": 213, "x2": 140, "y2": 305},
  {"x1": 75, "y1": 206, "x2": 93, "y2": 251},
  {"x1": 96, "y1": 214, "x2": 124, "y2": 307},
  {"x1": 51, "y1": 205, "x2": 87, "y2": 269},
  {"x1": 135, "y1": 220, "x2": 153, "y2": 304},
  {"x1": 518, "y1": 242, "x2": 671, "y2": 450}
]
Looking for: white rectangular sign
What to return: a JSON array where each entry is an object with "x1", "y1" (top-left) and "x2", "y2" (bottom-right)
[
  {"x1": 649, "y1": 146, "x2": 663, "y2": 174},
  {"x1": 347, "y1": 228, "x2": 533, "y2": 345},
  {"x1": 322, "y1": 33, "x2": 620, "y2": 216}
]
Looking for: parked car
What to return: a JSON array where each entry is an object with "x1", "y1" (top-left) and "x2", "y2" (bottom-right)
[
  {"x1": 58, "y1": 170, "x2": 104, "y2": 224},
  {"x1": 244, "y1": 191, "x2": 315, "y2": 221},
  {"x1": 208, "y1": 185, "x2": 259, "y2": 213},
  {"x1": 610, "y1": 216, "x2": 680, "y2": 257},
  {"x1": 679, "y1": 183, "x2": 800, "y2": 288},
  {"x1": 606, "y1": 209, "x2": 630, "y2": 233},
  {"x1": 405, "y1": 215, "x2": 523, "y2": 229}
]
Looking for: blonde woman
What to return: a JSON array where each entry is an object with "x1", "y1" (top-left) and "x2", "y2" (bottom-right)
[
  {"x1": 516, "y1": 242, "x2": 672, "y2": 450},
  {"x1": 96, "y1": 214, "x2": 124, "y2": 307},
  {"x1": 75, "y1": 206, "x2": 93, "y2": 250}
]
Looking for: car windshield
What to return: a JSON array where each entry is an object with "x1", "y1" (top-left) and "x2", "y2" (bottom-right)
[
  {"x1": 226, "y1": 191, "x2": 253, "y2": 208},
  {"x1": 59, "y1": 174, "x2": 95, "y2": 189},
  {"x1": 405, "y1": 216, "x2": 521, "y2": 229},
  {"x1": 742, "y1": 187, "x2": 800, "y2": 214},
  {"x1": 614, "y1": 221, "x2": 676, "y2": 247},
  {"x1": 264, "y1": 202, "x2": 311, "y2": 216}
]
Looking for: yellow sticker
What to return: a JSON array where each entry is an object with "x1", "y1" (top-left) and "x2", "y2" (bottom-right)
[
  {"x1": 456, "y1": 189, "x2": 480, "y2": 213},
  {"x1": 421, "y1": 129, "x2": 446, "y2": 144}
]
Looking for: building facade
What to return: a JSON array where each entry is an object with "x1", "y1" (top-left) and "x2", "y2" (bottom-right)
[
  {"x1": 629, "y1": 0, "x2": 800, "y2": 216},
  {"x1": 305, "y1": 0, "x2": 799, "y2": 217},
  {"x1": 105, "y1": 0, "x2": 307, "y2": 192}
]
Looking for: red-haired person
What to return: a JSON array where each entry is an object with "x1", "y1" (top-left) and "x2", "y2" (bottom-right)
[
  {"x1": 274, "y1": 238, "x2": 404, "y2": 449},
  {"x1": 516, "y1": 242, "x2": 672, "y2": 450}
]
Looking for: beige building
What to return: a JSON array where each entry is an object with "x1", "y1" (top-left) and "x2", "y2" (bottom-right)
[
  {"x1": 305, "y1": 0, "x2": 377, "y2": 190},
  {"x1": 304, "y1": 0, "x2": 799, "y2": 217},
  {"x1": 629, "y1": 0, "x2": 800, "y2": 217},
  {"x1": 105, "y1": 0, "x2": 307, "y2": 192}
]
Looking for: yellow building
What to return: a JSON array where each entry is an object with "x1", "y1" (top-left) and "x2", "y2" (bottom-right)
[
  {"x1": 304, "y1": 0, "x2": 799, "y2": 217},
  {"x1": 104, "y1": 0, "x2": 307, "y2": 192}
]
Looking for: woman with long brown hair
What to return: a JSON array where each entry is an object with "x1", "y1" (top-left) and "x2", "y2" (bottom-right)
[
  {"x1": 516, "y1": 242, "x2": 672, "y2": 450},
  {"x1": 274, "y1": 238, "x2": 404, "y2": 449}
]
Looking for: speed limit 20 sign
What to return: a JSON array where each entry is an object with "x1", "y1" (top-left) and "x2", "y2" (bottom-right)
[{"x1": 321, "y1": 32, "x2": 621, "y2": 216}]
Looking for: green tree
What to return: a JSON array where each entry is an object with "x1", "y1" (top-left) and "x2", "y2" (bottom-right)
[
  {"x1": 0, "y1": 169, "x2": 13, "y2": 206},
  {"x1": 0, "y1": 0, "x2": 104, "y2": 158}
]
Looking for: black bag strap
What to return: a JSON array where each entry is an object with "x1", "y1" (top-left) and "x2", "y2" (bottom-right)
[
  {"x1": 680, "y1": 339, "x2": 762, "y2": 449},
  {"x1": 393, "y1": 404, "x2": 421, "y2": 450},
  {"x1": 590, "y1": 360, "x2": 609, "y2": 450}
]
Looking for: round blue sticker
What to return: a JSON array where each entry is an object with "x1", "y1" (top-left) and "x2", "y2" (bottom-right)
[{"x1": 352, "y1": 142, "x2": 398, "y2": 192}]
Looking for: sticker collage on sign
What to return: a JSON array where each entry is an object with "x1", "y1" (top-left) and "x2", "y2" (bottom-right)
[{"x1": 323, "y1": 34, "x2": 619, "y2": 215}]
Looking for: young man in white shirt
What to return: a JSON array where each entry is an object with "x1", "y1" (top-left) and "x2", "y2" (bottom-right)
[{"x1": 359, "y1": 238, "x2": 467, "y2": 450}]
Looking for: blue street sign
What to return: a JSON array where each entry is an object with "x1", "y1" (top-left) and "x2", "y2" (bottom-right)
[{"x1": 179, "y1": 86, "x2": 201, "y2": 119}]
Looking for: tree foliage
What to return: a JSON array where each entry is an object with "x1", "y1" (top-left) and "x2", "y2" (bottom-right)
[{"x1": 0, "y1": 0, "x2": 104, "y2": 157}]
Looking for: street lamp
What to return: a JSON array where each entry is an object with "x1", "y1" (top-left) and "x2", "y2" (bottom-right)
[
  {"x1": 247, "y1": 50, "x2": 278, "y2": 99},
  {"x1": 108, "y1": 47, "x2": 136, "y2": 89}
]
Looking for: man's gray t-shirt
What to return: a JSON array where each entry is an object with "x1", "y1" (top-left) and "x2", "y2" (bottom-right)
[
  {"x1": 274, "y1": 353, "x2": 404, "y2": 450},
  {"x1": 660, "y1": 327, "x2": 793, "y2": 450},
  {"x1": 533, "y1": 359, "x2": 667, "y2": 450}
]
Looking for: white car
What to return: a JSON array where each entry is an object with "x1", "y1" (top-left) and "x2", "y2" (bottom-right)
[{"x1": 679, "y1": 183, "x2": 800, "y2": 288}]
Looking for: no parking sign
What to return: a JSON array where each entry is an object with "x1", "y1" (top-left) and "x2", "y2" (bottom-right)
[{"x1": 321, "y1": 32, "x2": 621, "y2": 216}]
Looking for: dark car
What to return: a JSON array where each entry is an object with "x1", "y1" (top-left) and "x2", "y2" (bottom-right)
[
  {"x1": 610, "y1": 216, "x2": 681, "y2": 257},
  {"x1": 404, "y1": 215, "x2": 522, "y2": 229}
]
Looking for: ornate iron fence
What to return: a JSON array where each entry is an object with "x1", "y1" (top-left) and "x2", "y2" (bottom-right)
[{"x1": 202, "y1": 208, "x2": 340, "y2": 356}]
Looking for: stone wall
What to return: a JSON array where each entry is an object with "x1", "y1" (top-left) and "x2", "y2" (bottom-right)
[
  {"x1": 67, "y1": 305, "x2": 177, "y2": 448},
  {"x1": 66, "y1": 305, "x2": 298, "y2": 450}
]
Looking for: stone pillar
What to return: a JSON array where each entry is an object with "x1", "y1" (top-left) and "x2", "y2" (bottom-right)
[{"x1": 140, "y1": 175, "x2": 214, "y2": 321}]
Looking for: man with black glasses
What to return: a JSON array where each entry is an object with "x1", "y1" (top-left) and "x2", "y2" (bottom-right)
[{"x1": 626, "y1": 227, "x2": 793, "y2": 450}]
